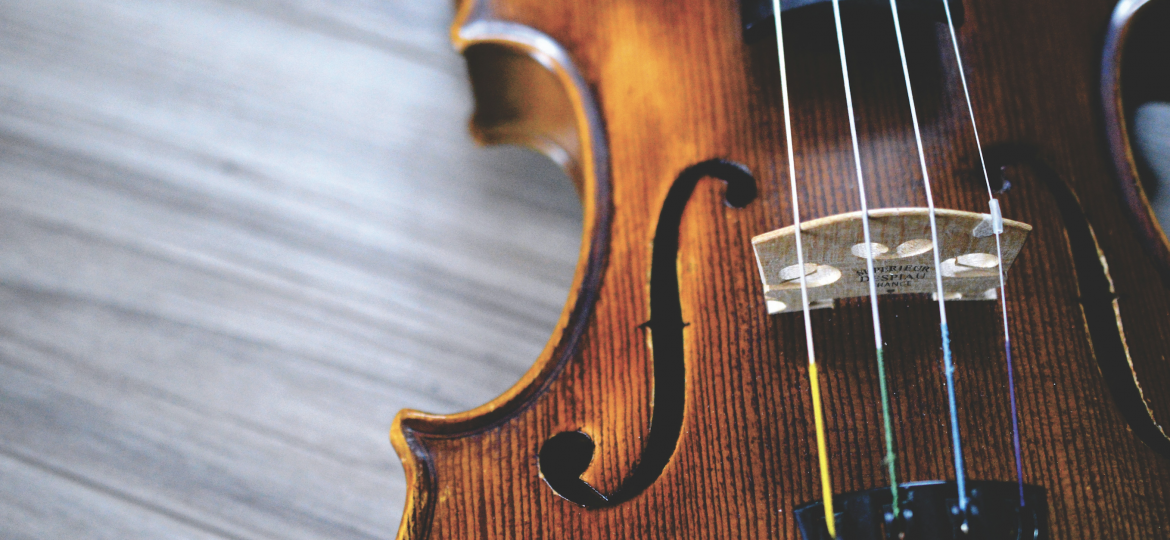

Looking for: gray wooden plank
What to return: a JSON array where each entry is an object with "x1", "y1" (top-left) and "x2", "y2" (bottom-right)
[
  {"x1": 0, "y1": 452, "x2": 226, "y2": 540},
  {"x1": 0, "y1": 157, "x2": 566, "y2": 408},
  {"x1": 0, "y1": 0, "x2": 582, "y2": 537},
  {"x1": 0, "y1": 349, "x2": 392, "y2": 540}
]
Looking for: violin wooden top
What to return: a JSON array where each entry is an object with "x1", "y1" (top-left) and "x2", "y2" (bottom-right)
[
  {"x1": 394, "y1": 0, "x2": 1170, "y2": 537},
  {"x1": 0, "y1": 0, "x2": 569, "y2": 537}
]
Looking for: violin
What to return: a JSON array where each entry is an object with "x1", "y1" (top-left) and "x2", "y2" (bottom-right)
[{"x1": 393, "y1": 0, "x2": 1170, "y2": 537}]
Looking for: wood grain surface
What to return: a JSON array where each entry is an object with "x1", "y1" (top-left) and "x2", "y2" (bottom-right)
[
  {"x1": 393, "y1": 0, "x2": 1170, "y2": 538},
  {"x1": 0, "y1": 1, "x2": 580, "y2": 538}
]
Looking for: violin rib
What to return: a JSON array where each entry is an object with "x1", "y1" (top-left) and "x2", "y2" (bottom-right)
[
  {"x1": 394, "y1": 0, "x2": 1170, "y2": 537},
  {"x1": 392, "y1": 4, "x2": 613, "y2": 538}
]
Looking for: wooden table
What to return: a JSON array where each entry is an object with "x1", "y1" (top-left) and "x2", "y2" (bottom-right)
[{"x1": 0, "y1": 1, "x2": 581, "y2": 537}]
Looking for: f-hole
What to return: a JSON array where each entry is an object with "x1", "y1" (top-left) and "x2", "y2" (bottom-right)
[
  {"x1": 539, "y1": 159, "x2": 757, "y2": 507},
  {"x1": 987, "y1": 143, "x2": 1170, "y2": 458}
]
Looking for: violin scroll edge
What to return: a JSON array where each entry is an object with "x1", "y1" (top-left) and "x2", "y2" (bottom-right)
[
  {"x1": 391, "y1": 5, "x2": 613, "y2": 539},
  {"x1": 1101, "y1": 0, "x2": 1170, "y2": 284},
  {"x1": 1098, "y1": 0, "x2": 1170, "y2": 455}
]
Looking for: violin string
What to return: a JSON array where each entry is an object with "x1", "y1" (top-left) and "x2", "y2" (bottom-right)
[
  {"x1": 887, "y1": 0, "x2": 969, "y2": 512},
  {"x1": 829, "y1": 0, "x2": 901, "y2": 516},
  {"x1": 941, "y1": 0, "x2": 1026, "y2": 507},
  {"x1": 770, "y1": 2, "x2": 837, "y2": 536}
]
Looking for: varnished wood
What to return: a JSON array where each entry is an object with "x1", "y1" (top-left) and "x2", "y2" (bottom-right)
[
  {"x1": 1102, "y1": 0, "x2": 1170, "y2": 461},
  {"x1": 1102, "y1": 0, "x2": 1170, "y2": 283},
  {"x1": 0, "y1": 1, "x2": 581, "y2": 537},
  {"x1": 393, "y1": 0, "x2": 1170, "y2": 537}
]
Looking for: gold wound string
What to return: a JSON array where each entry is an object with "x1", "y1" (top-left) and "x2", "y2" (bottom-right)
[
  {"x1": 941, "y1": 0, "x2": 1026, "y2": 507},
  {"x1": 830, "y1": 0, "x2": 901, "y2": 516},
  {"x1": 771, "y1": 1, "x2": 837, "y2": 536},
  {"x1": 887, "y1": 0, "x2": 969, "y2": 512}
]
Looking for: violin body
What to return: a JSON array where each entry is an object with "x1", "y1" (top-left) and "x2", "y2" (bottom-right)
[{"x1": 392, "y1": 0, "x2": 1170, "y2": 537}]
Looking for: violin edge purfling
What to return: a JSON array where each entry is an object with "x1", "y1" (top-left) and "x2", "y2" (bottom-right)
[{"x1": 392, "y1": 0, "x2": 1170, "y2": 537}]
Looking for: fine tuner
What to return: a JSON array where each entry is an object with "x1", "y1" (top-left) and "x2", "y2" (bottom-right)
[
  {"x1": 393, "y1": 0, "x2": 1170, "y2": 536},
  {"x1": 750, "y1": 0, "x2": 1041, "y2": 536}
]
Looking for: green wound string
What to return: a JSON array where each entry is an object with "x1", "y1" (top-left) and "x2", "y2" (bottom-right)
[
  {"x1": 831, "y1": 0, "x2": 901, "y2": 515},
  {"x1": 875, "y1": 348, "x2": 898, "y2": 511}
]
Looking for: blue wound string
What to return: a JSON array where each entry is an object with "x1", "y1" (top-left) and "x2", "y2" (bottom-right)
[
  {"x1": 941, "y1": 0, "x2": 1027, "y2": 507},
  {"x1": 941, "y1": 323, "x2": 967, "y2": 511},
  {"x1": 888, "y1": 0, "x2": 969, "y2": 511}
]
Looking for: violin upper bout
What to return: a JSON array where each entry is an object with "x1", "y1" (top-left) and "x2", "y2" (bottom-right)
[
  {"x1": 391, "y1": 6, "x2": 615, "y2": 540},
  {"x1": 451, "y1": 2, "x2": 608, "y2": 200}
]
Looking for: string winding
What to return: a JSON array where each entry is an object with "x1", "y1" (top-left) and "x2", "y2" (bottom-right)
[
  {"x1": 771, "y1": 1, "x2": 837, "y2": 536},
  {"x1": 941, "y1": 0, "x2": 1027, "y2": 507},
  {"x1": 771, "y1": 1, "x2": 1025, "y2": 531},
  {"x1": 830, "y1": 0, "x2": 901, "y2": 517},
  {"x1": 887, "y1": 0, "x2": 968, "y2": 512}
]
